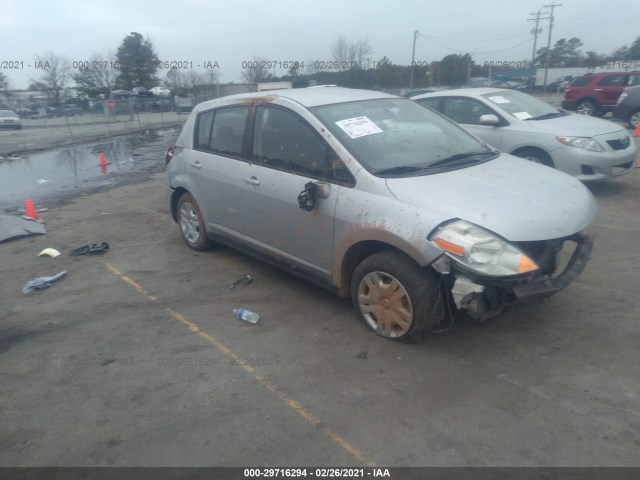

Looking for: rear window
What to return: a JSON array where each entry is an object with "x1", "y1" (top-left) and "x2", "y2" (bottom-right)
[{"x1": 569, "y1": 77, "x2": 593, "y2": 87}]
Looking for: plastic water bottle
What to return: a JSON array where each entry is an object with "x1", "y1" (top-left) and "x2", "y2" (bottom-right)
[{"x1": 233, "y1": 308, "x2": 259, "y2": 324}]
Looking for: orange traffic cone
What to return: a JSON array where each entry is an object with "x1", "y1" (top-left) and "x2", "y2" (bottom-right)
[
  {"x1": 99, "y1": 151, "x2": 108, "y2": 174},
  {"x1": 24, "y1": 198, "x2": 40, "y2": 221},
  {"x1": 633, "y1": 123, "x2": 640, "y2": 137}
]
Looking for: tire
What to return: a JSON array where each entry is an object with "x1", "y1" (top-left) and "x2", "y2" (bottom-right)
[
  {"x1": 351, "y1": 251, "x2": 444, "y2": 342},
  {"x1": 629, "y1": 110, "x2": 640, "y2": 129},
  {"x1": 513, "y1": 148, "x2": 554, "y2": 168},
  {"x1": 176, "y1": 193, "x2": 214, "y2": 251},
  {"x1": 576, "y1": 99, "x2": 597, "y2": 116}
]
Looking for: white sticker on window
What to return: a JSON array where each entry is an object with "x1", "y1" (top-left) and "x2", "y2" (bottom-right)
[
  {"x1": 488, "y1": 95, "x2": 510, "y2": 104},
  {"x1": 513, "y1": 111, "x2": 533, "y2": 120},
  {"x1": 335, "y1": 116, "x2": 383, "y2": 139}
]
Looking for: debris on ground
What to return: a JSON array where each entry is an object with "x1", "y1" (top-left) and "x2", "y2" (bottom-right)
[
  {"x1": 0, "y1": 215, "x2": 47, "y2": 243},
  {"x1": 69, "y1": 242, "x2": 110, "y2": 256},
  {"x1": 38, "y1": 248, "x2": 61, "y2": 258},
  {"x1": 22, "y1": 270, "x2": 68, "y2": 294},
  {"x1": 229, "y1": 274, "x2": 252, "y2": 289}
]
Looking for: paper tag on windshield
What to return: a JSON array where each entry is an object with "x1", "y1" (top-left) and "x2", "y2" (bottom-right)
[
  {"x1": 335, "y1": 116, "x2": 383, "y2": 139},
  {"x1": 488, "y1": 95, "x2": 510, "y2": 104},
  {"x1": 513, "y1": 111, "x2": 533, "y2": 120}
]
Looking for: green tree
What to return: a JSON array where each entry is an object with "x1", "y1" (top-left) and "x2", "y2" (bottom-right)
[
  {"x1": 536, "y1": 37, "x2": 583, "y2": 67},
  {"x1": 439, "y1": 54, "x2": 472, "y2": 86},
  {"x1": 115, "y1": 32, "x2": 160, "y2": 89},
  {"x1": 629, "y1": 36, "x2": 640, "y2": 59}
]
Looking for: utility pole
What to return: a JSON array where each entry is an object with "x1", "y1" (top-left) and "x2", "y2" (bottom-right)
[
  {"x1": 543, "y1": 2, "x2": 562, "y2": 89},
  {"x1": 528, "y1": 9, "x2": 548, "y2": 92},
  {"x1": 409, "y1": 30, "x2": 419, "y2": 90}
]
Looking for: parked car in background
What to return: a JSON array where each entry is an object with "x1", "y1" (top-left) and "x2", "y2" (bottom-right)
[
  {"x1": 612, "y1": 84, "x2": 640, "y2": 128},
  {"x1": 413, "y1": 88, "x2": 636, "y2": 181},
  {"x1": 561, "y1": 71, "x2": 640, "y2": 116},
  {"x1": 150, "y1": 86, "x2": 171, "y2": 97},
  {"x1": 0, "y1": 110, "x2": 22, "y2": 129},
  {"x1": 174, "y1": 96, "x2": 195, "y2": 113},
  {"x1": 166, "y1": 86, "x2": 596, "y2": 342},
  {"x1": 15, "y1": 108, "x2": 33, "y2": 118},
  {"x1": 402, "y1": 88, "x2": 447, "y2": 98},
  {"x1": 131, "y1": 87, "x2": 154, "y2": 98}
]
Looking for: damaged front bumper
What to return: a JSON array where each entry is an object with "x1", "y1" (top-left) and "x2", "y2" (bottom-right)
[{"x1": 447, "y1": 232, "x2": 593, "y2": 320}]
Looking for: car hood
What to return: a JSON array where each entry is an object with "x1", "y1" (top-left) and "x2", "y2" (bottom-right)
[
  {"x1": 385, "y1": 154, "x2": 597, "y2": 241},
  {"x1": 523, "y1": 113, "x2": 624, "y2": 137}
]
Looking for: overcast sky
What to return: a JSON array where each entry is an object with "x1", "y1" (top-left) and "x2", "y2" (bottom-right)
[{"x1": 1, "y1": 0, "x2": 638, "y2": 90}]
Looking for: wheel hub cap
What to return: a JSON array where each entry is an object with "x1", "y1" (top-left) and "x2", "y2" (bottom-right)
[{"x1": 358, "y1": 271, "x2": 413, "y2": 338}]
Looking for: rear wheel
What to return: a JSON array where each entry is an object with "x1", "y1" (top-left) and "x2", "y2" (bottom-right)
[
  {"x1": 177, "y1": 193, "x2": 214, "y2": 251},
  {"x1": 629, "y1": 110, "x2": 640, "y2": 129},
  {"x1": 576, "y1": 99, "x2": 597, "y2": 116},
  {"x1": 351, "y1": 251, "x2": 444, "y2": 342}
]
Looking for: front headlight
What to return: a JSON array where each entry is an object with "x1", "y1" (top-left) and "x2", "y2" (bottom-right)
[
  {"x1": 556, "y1": 136, "x2": 604, "y2": 152},
  {"x1": 430, "y1": 220, "x2": 539, "y2": 276}
]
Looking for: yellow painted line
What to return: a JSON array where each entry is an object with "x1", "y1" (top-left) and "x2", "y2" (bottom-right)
[{"x1": 104, "y1": 261, "x2": 375, "y2": 466}]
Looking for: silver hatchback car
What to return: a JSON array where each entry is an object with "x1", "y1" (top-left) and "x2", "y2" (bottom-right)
[
  {"x1": 166, "y1": 87, "x2": 596, "y2": 342},
  {"x1": 413, "y1": 88, "x2": 636, "y2": 181}
]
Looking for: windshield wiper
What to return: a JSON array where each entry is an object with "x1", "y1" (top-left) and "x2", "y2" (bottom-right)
[
  {"x1": 525, "y1": 112, "x2": 566, "y2": 121},
  {"x1": 375, "y1": 165, "x2": 425, "y2": 175},
  {"x1": 429, "y1": 150, "x2": 496, "y2": 168}
]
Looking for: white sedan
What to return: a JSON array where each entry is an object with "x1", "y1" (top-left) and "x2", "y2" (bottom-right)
[
  {"x1": 412, "y1": 88, "x2": 636, "y2": 181},
  {"x1": 150, "y1": 86, "x2": 171, "y2": 97}
]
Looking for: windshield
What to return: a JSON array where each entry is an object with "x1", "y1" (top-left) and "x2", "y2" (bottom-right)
[
  {"x1": 482, "y1": 90, "x2": 564, "y2": 120},
  {"x1": 310, "y1": 98, "x2": 494, "y2": 176}
]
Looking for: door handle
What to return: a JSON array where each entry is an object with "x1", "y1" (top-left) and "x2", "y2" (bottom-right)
[
  {"x1": 243, "y1": 176, "x2": 260, "y2": 186},
  {"x1": 593, "y1": 88, "x2": 603, "y2": 91},
  {"x1": 190, "y1": 161, "x2": 202, "y2": 169}
]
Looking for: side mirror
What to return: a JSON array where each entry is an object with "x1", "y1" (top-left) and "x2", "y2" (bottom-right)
[{"x1": 479, "y1": 114, "x2": 500, "y2": 126}]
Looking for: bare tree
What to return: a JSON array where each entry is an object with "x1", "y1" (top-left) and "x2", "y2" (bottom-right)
[
  {"x1": 331, "y1": 35, "x2": 373, "y2": 70},
  {"x1": 0, "y1": 72, "x2": 9, "y2": 91},
  {"x1": 74, "y1": 52, "x2": 117, "y2": 97},
  {"x1": 241, "y1": 56, "x2": 274, "y2": 83},
  {"x1": 33, "y1": 51, "x2": 72, "y2": 104}
]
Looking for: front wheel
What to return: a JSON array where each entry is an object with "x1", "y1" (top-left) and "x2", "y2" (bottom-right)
[
  {"x1": 513, "y1": 148, "x2": 554, "y2": 168},
  {"x1": 177, "y1": 193, "x2": 214, "y2": 251},
  {"x1": 351, "y1": 251, "x2": 444, "y2": 342},
  {"x1": 629, "y1": 110, "x2": 640, "y2": 129}
]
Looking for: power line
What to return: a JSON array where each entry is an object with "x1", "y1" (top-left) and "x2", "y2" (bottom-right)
[
  {"x1": 418, "y1": 35, "x2": 532, "y2": 55},
  {"x1": 419, "y1": 32, "x2": 530, "y2": 43}
]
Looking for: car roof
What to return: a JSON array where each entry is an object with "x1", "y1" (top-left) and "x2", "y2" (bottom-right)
[
  {"x1": 194, "y1": 86, "x2": 396, "y2": 112},
  {"x1": 410, "y1": 87, "x2": 510, "y2": 99}
]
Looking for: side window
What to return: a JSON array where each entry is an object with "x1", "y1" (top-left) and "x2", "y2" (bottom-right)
[
  {"x1": 194, "y1": 106, "x2": 249, "y2": 158},
  {"x1": 599, "y1": 75, "x2": 626, "y2": 87},
  {"x1": 195, "y1": 111, "x2": 214, "y2": 149},
  {"x1": 628, "y1": 75, "x2": 640, "y2": 86},
  {"x1": 442, "y1": 98, "x2": 494, "y2": 125},
  {"x1": 417, "y1": 98, "x2": 442, "y2": 111},
  {"x1": 252, "y1": 106, "x2": 353, "y2": 184}
]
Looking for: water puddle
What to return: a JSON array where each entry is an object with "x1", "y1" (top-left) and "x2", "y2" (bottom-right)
[{"x1": 0, "y1": 129, "x2": 177, "y2": 211}]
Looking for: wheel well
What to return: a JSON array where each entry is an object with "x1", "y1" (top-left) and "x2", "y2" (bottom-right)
[
  {"x1": 511, "y1": 147, "x2": 554, "y2": 168},
  {"x1": 339, "y1": 241, "x2": 411, "y2": 297},
  {"x1": 170, "y1": 187, "x2": 189, "y2": 222}
]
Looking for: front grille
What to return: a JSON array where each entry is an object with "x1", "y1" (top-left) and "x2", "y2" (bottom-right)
[
  {"x1": 607, "y1": 138, "x2": 631, "y2": 150},
  {"x1": 515, "y1": 238, "x2": 566, "y2": 276}
]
